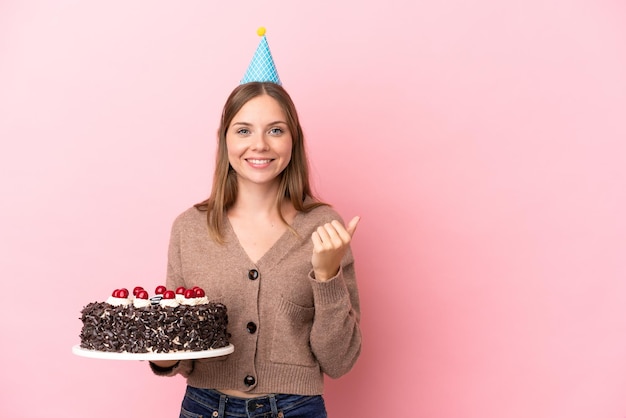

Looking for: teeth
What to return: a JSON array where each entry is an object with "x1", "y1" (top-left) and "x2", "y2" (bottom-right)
[{"x1": 248, "y1": 159, "x2": 271, "y2": 164}]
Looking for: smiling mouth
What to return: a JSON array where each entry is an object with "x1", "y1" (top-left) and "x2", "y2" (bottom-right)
[{"x1": 247, "y1": 159, "x2": 273, "y2": 164}]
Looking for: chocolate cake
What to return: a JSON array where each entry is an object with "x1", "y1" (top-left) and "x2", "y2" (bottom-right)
[{"x1": 78, "y1": 286, "x2": 230, "y2": 353}]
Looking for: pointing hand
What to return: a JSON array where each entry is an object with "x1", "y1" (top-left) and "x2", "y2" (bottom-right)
[{"x1": 311, "y1": 216, "x2": 360, "y2": 281}]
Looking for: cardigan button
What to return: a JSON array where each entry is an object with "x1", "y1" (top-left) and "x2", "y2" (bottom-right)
[
  {"x1": 248, "y1": 269, "x2": 259, "y2": 280},
  {"x1": 246, "y1": 322, "x2": 257, "y2": 334},
  {"x1": 244, "y1": 375, "x2": 256, "y2": 386}
]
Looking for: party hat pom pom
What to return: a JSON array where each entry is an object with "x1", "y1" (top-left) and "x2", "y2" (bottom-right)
[{"x1": 257, "y1": 27, "x2": 266, "y2": 36}]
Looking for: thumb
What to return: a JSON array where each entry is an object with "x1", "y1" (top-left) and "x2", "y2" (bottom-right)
[{"x1": 346, "y1": 216, "x2": 360, "y2": 237}]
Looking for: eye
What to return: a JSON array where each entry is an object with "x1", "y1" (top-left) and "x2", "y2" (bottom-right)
[
  {"x1": 268, "y1": 127, "x2": 284, "y2": 136},
  {"x1": 236, "y1": 128, "x2": 250, "y2": 135}
]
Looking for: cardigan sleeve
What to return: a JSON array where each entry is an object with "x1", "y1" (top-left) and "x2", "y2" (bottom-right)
[
  {"x1": 165, "y1": 213, "x2": 187, "y2": 291},
  {"x1": 308, "y1": 247, "x2": 362, "y2": 379},
  {"x1": 149, "y1": 359, "x2": 194, "y2": 378}
]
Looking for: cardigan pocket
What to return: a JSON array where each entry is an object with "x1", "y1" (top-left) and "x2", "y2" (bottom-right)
[{"x1": 270, "y1": 297, "x2": 316, "y2": 367}]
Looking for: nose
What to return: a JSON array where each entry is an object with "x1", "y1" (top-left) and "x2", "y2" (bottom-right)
[{"x1": 251, "y1": 133, "x2": 270, "y2": 151}]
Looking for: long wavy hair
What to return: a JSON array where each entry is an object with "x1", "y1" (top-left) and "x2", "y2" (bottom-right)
[{"x1": 195, "y1": 82, "x2": 326, "y2": 243}]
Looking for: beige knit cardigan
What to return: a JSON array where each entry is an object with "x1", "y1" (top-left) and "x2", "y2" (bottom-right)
[{"x1": 151, "y1": 203, "x2": 362, "y2": 395}]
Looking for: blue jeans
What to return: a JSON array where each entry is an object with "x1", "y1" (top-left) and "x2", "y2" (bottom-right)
[{"x1": 180, "y1": 386, "x2": 328, "y2": 418}]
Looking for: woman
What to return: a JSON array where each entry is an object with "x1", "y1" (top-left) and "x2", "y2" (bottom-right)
[{"x1": 150, "y1": 81, "x2": 361, "y2": 418}]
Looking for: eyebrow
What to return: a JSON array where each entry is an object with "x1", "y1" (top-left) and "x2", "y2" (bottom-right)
[{"x1": 230, "y1": 120, "x2": 288, "y2": 127}]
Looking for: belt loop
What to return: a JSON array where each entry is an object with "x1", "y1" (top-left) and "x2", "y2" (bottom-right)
[
  {"x1": 218, "y1": 393, "x2": 227, "y2": 418},
  {"x1": 269, "y1": 394, "x2": 278, "y2": 417}
]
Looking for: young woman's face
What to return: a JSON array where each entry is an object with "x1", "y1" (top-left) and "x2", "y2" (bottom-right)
[{"x1": 226, "y1": 94, "x2": 293, "y2": 188}]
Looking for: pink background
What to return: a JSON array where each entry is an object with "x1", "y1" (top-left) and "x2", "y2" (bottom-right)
[{"x1": 1, "y1": 1, "x2": 625, "y2": 416}]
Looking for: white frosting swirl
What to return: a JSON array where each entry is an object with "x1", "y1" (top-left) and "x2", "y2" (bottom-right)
[
  {"x1": 133, "y1": 298, "x2": 151, "y2": 308},
  {"x1": 181, "y1": 296, "x2": 209, "y2": 306},
  {"x1": 159, "y1": 298, "x2": 180, "y2": 308},
  {"x1": 106, "y1": 296, "x2": 131, "y2": 307}
]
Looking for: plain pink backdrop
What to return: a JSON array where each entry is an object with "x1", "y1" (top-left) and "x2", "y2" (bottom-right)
[{"x1": 1, "y1": 1, "x2": 625, "y2": 417}]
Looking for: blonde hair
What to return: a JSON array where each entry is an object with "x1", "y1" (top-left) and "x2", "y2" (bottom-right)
[{"x1": 195, "y1": 82, "x2": 326, "y2": 242}]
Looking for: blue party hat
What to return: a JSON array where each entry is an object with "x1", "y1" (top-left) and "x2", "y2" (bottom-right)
[{"x1": 241, "y1": 27, "x2": 282, "y2": 85}]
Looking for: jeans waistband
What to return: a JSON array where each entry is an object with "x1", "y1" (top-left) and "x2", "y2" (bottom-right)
[
  {"x1": 194, "y1": 388, "x2": 279, "y2": 417},
  {"x1": 183, "y1": 386, "x2": 326, "y2": 418}
]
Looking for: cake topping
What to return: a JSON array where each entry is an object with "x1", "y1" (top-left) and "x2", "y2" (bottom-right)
[
  {"x1": 107, "y1": 288, "x2": 131, "y2": 306},
  {"x1": 180, "y1": 286, "x2": 209, "y2": 306},
  {"x1": 112, "y1": 288, "x2": 130, "y2": 298},
  {"x1": 160, "y1": 289, "x2": 179, "y2": 307},
  {"x1": 133, "y1": 296, "x2": 151, "y2": 308},
  {"x1": 103, "y1": 284, "x2": 211, "y2": 308},
  {"x1": 174, "y1": 287, "x2": 186, "y2": 302}
]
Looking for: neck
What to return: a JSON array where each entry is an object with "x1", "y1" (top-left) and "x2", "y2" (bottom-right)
[{"x1": 231, "y1": 181, "x2": 281, "y2": 217}]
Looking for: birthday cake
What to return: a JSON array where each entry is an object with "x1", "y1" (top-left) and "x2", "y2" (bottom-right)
[{"x1": 78, "y1": 286, "x2": 230, "y2": 353}]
